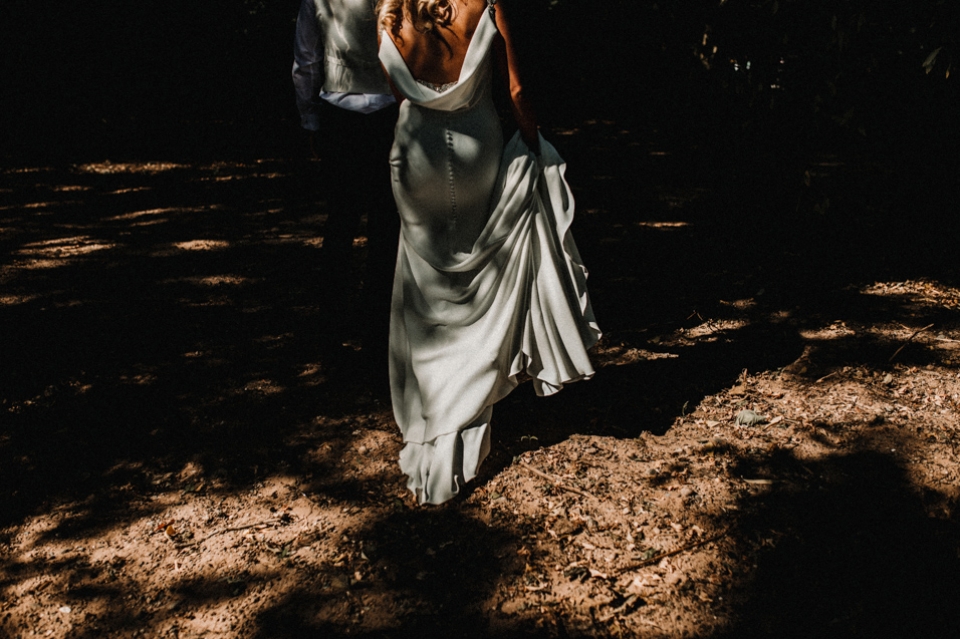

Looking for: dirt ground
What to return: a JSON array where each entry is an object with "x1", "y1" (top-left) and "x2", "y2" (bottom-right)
[{"x1": 2, "y1": 120, "x2": 960, "y2": 638}]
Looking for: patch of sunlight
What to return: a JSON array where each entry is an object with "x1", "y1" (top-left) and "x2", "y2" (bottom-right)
[
  {"x1": 2, "y1": 166, "x2": 54, "y2": 174},
  {"x1": 636, "y1": 221, "x2": 690, "y2": 229},
  {"x1": 799, "y1": 321, "x2": 856, "y2": 341},
  {"x1": 685, "y1": 318, "x2": 750, "y2": 339},
  {"x1": 768, "y1": 309, "x2": 794, "y2": 323},
  {"x1": 299, "y1": 363, "x2": 324, "y2": 378},
  {"x1": 107, "y1": 186, "x2": 152, "y2": 195},
  {"x1": 861, "y1": 280, "x2": 960, "y2": 310},
  {"x1": 0, "y1": 294, "x2": 41, "y2": 306},
  {"x1": 18, "y1": 236, "x2": 116, "y2": 258},
  {"x1": 76, "y1": 161, "x2": 189, "y2": 175},
  {"x1": 299, "y1": 373, "x2": 326, "y2": 387},
  {"x1": 105, "y1": 206, "x2": 206, "y2": 222},
  {"x1": 242, "y1": 378, "x2": 286, "y2": 395},
  {"x1": 198, "y1": 160, "x2": 248, "y2": 172},
  {"x1": 195, "y1": 172, "x2": 286, "y2": 183},
  {"x1": 177, "y1": 295, "x2": 233, "y2": 308},
  {"x1": 172, "y1": 239, "x2": 231, "y2": 251},
  {"x1": 718, "y1": 298, "x2": 756, "y2": 310},
  {"x1": 52, "y1": 185, "x2": 93, "y2": 192},
  {"x1": 257, "y1": 232, "x2": 328, "y2": 247},
  {"x1": 162, "y1": 274, "x2": 255, "y2": 287},
  {"x1": 862, "y1": 323, "x2": 933, "y2": 341},
  {"x1": 14, "y1": 259, "x2": 64, "y2": 270},
  {"x1": 131, "y1": 218, "x2": 169, "y2": 228},
  {"x1": 196, "y1": 274, "x2": 252, "y2": 286},
  {"x1": 119, "y1": 373, "x2": 158, "y2": 385},
  {"x1": 604, "y1": 348, "x2": 680, "y2": 366},
  {"x1": 593, "y1": 340, "x2": 680, "y2": 368}
]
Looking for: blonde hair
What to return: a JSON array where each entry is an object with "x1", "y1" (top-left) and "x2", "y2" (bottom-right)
[{"x1": 377, "y1": 0, "x2": 454, "y2": 38}]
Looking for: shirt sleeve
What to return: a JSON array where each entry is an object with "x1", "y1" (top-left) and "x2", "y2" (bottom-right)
[{"x1": 292, "y1": 0, "x2": 324, "y2": 131}]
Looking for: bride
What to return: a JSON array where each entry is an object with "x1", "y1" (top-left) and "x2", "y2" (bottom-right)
[{"x1": 377, "y1": 0, "x2": 600, "y2": 504}]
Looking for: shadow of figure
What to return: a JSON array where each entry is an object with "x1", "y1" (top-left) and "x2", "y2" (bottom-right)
[
  {"x1": 472, "y1": 312, "x2": 807, "y2": 489},
  {"x1": 712, "y1": 438, "x2": 960, "y2": 638},
  {"x1": 307, "y1": 102, "x2": 400, "y2": 393},
  {"x1": 250, "y1": 506, "x2": 548, "y2": 638}
]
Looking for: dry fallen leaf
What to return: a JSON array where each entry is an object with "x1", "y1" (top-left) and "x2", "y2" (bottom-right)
[{"x1": 735, "y1": 410, "x2": 766, "y2": 426}]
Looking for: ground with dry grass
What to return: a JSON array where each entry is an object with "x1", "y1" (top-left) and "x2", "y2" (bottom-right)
[{"x1": 2, "y1": 121, "x2": 960, "y2": 638}]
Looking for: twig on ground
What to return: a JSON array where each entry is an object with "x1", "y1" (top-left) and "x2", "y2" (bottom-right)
[
  {"x1": 889, "y1": 323, "x2": 935, "y2": 362},
  {"x1": 622, "y1": 528, "x2": 731, "y2": 571},
  {"x1": 519, "y1": 464, "x2": 599, "y2": 501},
  {"x1": 816, "y1": 370, "x2": 840, "y2": 384},
  {"x1": 638, "y1": 618, "x2": 666, "y2": 630},
  {"x1": 174, "y1": 521, "x2": 274, "y2": 549}
]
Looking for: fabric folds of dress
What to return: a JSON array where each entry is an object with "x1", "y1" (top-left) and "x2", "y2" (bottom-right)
[
  {"x1": 389, "y1": 133, "x2": 600, "y2": 505},
  {"x1": 381, "y1": 9, "x2": 600, "y2": 505}
]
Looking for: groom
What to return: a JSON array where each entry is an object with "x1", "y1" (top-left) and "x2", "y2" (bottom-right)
[{"x1": 293, "y1": 0, "x2": 398, "y2": 381}]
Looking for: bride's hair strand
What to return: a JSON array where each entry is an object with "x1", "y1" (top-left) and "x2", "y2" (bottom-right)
[{"x1": 377, "y1": 0, "x2": 454, "y2": 38}]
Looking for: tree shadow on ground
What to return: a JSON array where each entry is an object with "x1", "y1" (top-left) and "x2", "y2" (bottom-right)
[
  {"x1": 1, "y1": 108, "x2": 959, "y2": 636},
  {"x1": 250, "y1": 506, "x2": 548, "y2": 638},
  {"x1": 711, "y1": 433, "x2": 960, "y2": 638},
  {"x1": 0, "y1": 156, "x2": 386, "y2": 533}
]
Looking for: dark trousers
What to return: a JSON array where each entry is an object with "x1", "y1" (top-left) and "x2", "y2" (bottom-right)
[
  {"x1": 316, "y1": 101, "x2": 399, "y2": 294},
  {"x1": 313, "y1": 101, "x2": 399, "y2": 387}
]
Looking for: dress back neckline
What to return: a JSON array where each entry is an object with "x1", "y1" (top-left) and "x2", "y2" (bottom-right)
[{"x1": 379, "y1": 7, "x2": 497, "y2": 104}]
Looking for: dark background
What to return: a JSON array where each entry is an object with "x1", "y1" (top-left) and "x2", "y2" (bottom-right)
[{"x1": 2, "y1": 0, "x2": 958, "y2": 169}]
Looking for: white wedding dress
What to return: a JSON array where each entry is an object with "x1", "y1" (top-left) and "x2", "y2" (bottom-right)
[{"x1": 379, "y1": 3, "x2": 601, "y2": 505}]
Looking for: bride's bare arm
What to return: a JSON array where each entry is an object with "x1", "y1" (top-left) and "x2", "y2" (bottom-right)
[{"x1": 493, "y1": 0, "x2": 539, "y2": 151}]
